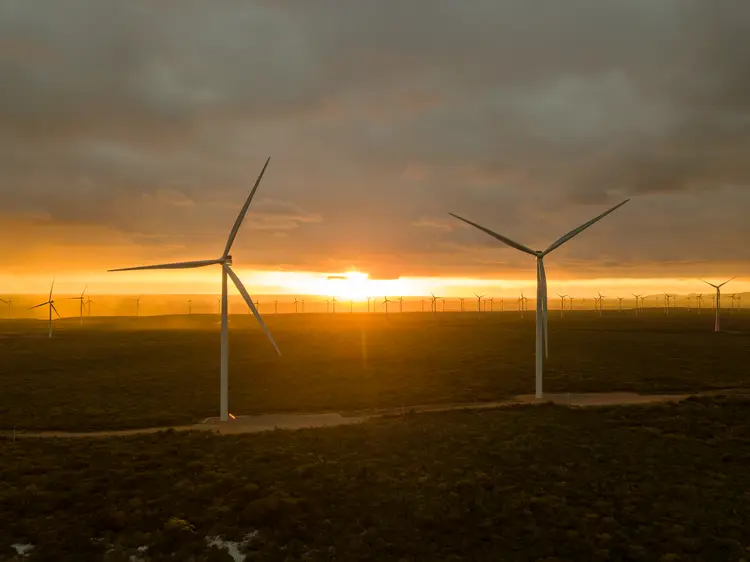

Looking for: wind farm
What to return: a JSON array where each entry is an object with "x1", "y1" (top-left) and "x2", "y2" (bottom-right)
[{"x1": 3, "y1": 2, "x2": 750, "y2": 560}]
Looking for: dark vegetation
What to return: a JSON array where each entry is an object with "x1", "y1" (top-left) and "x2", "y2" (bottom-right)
[
  {"x1": 1, "y1": 311, "x2": 749, "y2": 430},
  {"x1": 2, "y1": 397, "x2": 750, "y2": 560}
]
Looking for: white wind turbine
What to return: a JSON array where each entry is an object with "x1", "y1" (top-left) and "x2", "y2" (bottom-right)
[
  {"x1": 450, "y1": 199, "x2": 629, "y2": 398},
  {"x1": 662, "y1": 292, "x2": 671, "y2": 316},
  {"x1": 109, "y1": 157, "x2": 280, "y2": 422},
  {"x1": 67, "y1": 285, "x2": 88, "y2": 325},
  {"x1": 700, "y1": 277, "x2": 735, "y2": 332},
  {"x1": 30, "y1": 279, "x2": 60, "y2": 338},
  {"x1": 557, "y1": 293, "x2": 568, "y2": 319},
  {"x1": 597, "y1": 291, "x2": 605, "y2": 317},
  {"x1": 0, "y1": 297, "x2": 12, "y2": 317}
]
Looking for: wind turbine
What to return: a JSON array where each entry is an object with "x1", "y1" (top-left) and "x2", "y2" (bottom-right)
[
  {"x1": 216, "y1": 297, "x2": 221, "y2": 315},
  {"x1": 325, "y1": 298, "x2": 330, "y2": 313},
  {"x1": 136, "y1": 296, "x2": 142, "y2": 317},
  {"x1": 30, "y1": 279, "x2": 59, "y2": 338},
  {"x1": 331, "y1": 297, "x2": 337, "y2": 313},
  {"x1": 67, "y1": 285, "x2": 88, "y2": 325},
  {"x1": 617, "y1": 296, "x2": 624, "y2": 312},
  {"x1": 597, "y1": 291, "x2": 605, "y2": 317},
  {"x1": 188, "y1": 297, "x2": 193, "y2": 316},
  {"x1": 449, "y1": 198, "x2": 629, "y2": 398},
  {"x1": 382, "y1": 296, "x2": 392, "y2": 317},
  {"x1": 696, "y1": 293, "x2": 703, "y2": 314},
  {"x1": 632, "y1": 294, "x2": 641, "y2": 316},
  {"x1": 274, "y1": 300, "x2": 278, "y2": 314},
  {"x1": 293, "y1": 298, "x2": 300, "y2": 313},
  {"x1": 397, "y1": 296, "x2": 404, "y2": 313},
  {"x1": 730, "y1": 293, "x2": 738, "y2": 314},
  {"x1": 459, "y1": 297, "x2": 466, "y2": 312},
  {"x1": 474, "y1": 293, "x2": 484, "y2": 313},
  {"x1": 488, "y1": 297, "x2": 495, "y2": 312},
  {"x1": 557, "y1": 293, "x2": 568, "y2": 319},
  {"x1": 700, "y1": 277, "x2": 735, "y2": 332},
  {"x1": 663, "y1": 292, "x2": 671, "y2": 316},
  {"x1": 0, "y1": 297, "x2": 12, "y2": 317},
  {"x1": 430, "y1": 293, "x2": 439, "y2": 316},
  {"x1": 108, "y1": 156, "x2": 280, "y2": 423},
  {"x1": 85, "y1": 297, "x2": 94, "y2": 316},
  {"x1": 366, "y1": 296, "x2": 373, "y2": 313}
]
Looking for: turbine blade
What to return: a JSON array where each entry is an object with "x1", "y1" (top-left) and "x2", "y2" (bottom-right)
[
  {"x1": 49, "y1": 278, "x2": 55, "y2": 301},
  {"x1": 29, "y1": 302, "x2": 49, "y2": 310},
  {"x1": 543, "y1": 199, "x2": 630, "y2": 256},
  {"x1": 223, "y1": 157, "x2": 271, "y2": 257},
  {"x1": 108, "y1": 258, "x2": 221, "y2": 272},
  {"x1": 51, "y1": 303, "x2": 61, "y2": 318},
  {"x1": 81, "y1": 284, "x2": 88, "y2": 297},
  {"x1": 718, "y1": 276, "x2": 736, "y2": 287},
  {"x1": 225, "y1": 265, "x2": 281, "y2": 356},
  {"x1": 448, "y1": 213, "x2": 536, "y2": 256},
  {"x1": 700, "y1": 279, "x2": 719, "y2": 289}
]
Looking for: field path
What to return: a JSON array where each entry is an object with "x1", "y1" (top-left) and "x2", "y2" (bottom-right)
[{"x1": 6, "y1": 389, "x2": 743, "y2": 440}]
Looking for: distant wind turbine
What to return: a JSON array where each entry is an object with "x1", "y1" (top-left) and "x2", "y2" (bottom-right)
[
  {"x1": 632, "y1": 294, "x2": 641, "y2": 316},
  {"x1": 397, "y1": 296, "x2": 404, "y2": 313},
  {"x1": 136, "y1": 296, "x2": 142, "y2": 317},
  {"x1": 274, "y1": 300, "x2": 278, "y2": 314},
  {"x1": 67, "y1": 285, "x2": 88, "y2": 325},
  {"x1": 596, "y1": 291, "x2": 605, "y2": 316},
  {"x1": 366, "y1": 296, "x2": 373, "y2": 313},
  {"x1": 188, "y1": 297, "x2": 193, "y2": 316},
  {"x1": 617, "y1": 296, "x2": 624, "y2": 312},
  {"x1": 293, "y1": 298, "x2": 300, "y2": 313},
  {"x1": 488, "y1": 297, "x2": 495, "y2": 312},
  {"x1": 331, "y1": 297, "x2": 337, "y2": 313},
  {"x1": 475, "y1": 293, "x2": 485, "y2": 312},
  {"x1": 459, "y1": 297, "x2": 466, "y2": 312},
  {"x1": 700, "y1": 277, "x2": 735, "y2": 332},
  {"x1": 85, "y1": 297, "x2": 94, "y2": 316},
  {"x1": 108, "y1": 157, "x2": 280, "y2": 423},
  {"x1": 449, "y1": 198, "x2": 629, "y2": 398},
  {"x1": 430, "y1": 293, "x2": 439, "y2": 316},
  {"x1": 695, "y1": 293, "x2": 703, "y2": 314},
  {"x1": 382, "y1": 296, "x2": 393, "y2": 317},
  {"x1": 557, "y1": 293, "x2": 568, "y2": 319},
  {"x1": 0, "y1": 296, "x2": 12, "y2": 317},
  {"x1": 30, "y1": 279, "x2": 59, "y2": 338},
  {"x1": 663, "y1": 292, "x2": 671, "y2": 316}
]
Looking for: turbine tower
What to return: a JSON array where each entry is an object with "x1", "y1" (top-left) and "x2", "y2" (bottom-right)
[
  {"x1": 366, "y1": 296, "x2": 373, "y2": 313},
  {"x1": 135, "y1": 296, "x2": 142, "y2": 317},
  {"x1": 331, "y1": 297, "x2": 337, "y2": 313},
  {"x1": 109, "y1": 157, "x2": 280, "y2": 423},
  {"x1": 449, "y1": 199, "x2": 629, "y2": 398},
  {"x1": 430, "y1": 293, "x2": 439, "y2": 316},
  {"x1": 700, "y1": 277, "x2": 735, "y2": 332},
  {"x1": 85, "y1": 297, "x2": 94, "y2": 316},
  {"x1": 30, "y1": 279, "x2": 59, "y2": 338},
  {"x1": 293, "y1": 298, "x2": 300, "y2": 313},
  {"x1": 597, "y1": 291, "x2": 605, "y2": 317},
  {"x1": 67, "y1": 285, "x2": 88, "y2": 325},
  {"x1": 459, "y1": 297, "x2": 465, "y2": 312},
  {"x1": 474, "y1": 293, "x2": 485, "y2": 313},
  {"x1": 696, "y1": 293, "x2": 703, "y2": 314},
  {"x1": 397, "y1": 296, "x2": 404, "y2": 313},
  {"x1": 617, "y1": 296, "x2": 624, "y2": 312}
]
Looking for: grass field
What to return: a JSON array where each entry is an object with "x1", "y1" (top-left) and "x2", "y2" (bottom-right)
[
  {"x1": 2, "y1": 396, "x2": 750, "y2": 560},
  {"x1": 1, "y1": 311, "x2": 749, "y2": 431}
]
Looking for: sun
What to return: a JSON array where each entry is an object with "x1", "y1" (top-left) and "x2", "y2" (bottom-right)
[{"x1": 325, "y1": 271, "x2": 371, "y2": 301}]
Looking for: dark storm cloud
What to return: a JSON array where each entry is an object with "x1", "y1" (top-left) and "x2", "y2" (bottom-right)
[{"x1": 1, "y1": 0, "x2": 749, "y2": 274}]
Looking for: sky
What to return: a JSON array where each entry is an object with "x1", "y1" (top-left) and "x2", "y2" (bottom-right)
[{"x1": 1, "y1": 0, "x2": 750, "y2": 298}]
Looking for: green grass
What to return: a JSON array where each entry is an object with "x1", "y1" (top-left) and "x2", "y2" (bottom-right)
[
  {"x1": 2, "y1": 396, "x2": 750, "y2": 560},
  {"x1": 1, "y1": 311, "x2": 749, "y2": 430}
]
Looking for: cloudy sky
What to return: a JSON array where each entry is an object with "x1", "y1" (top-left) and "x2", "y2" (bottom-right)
[{"x1": 1, "y1": 0, "x2": 749, "y2": 295}]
